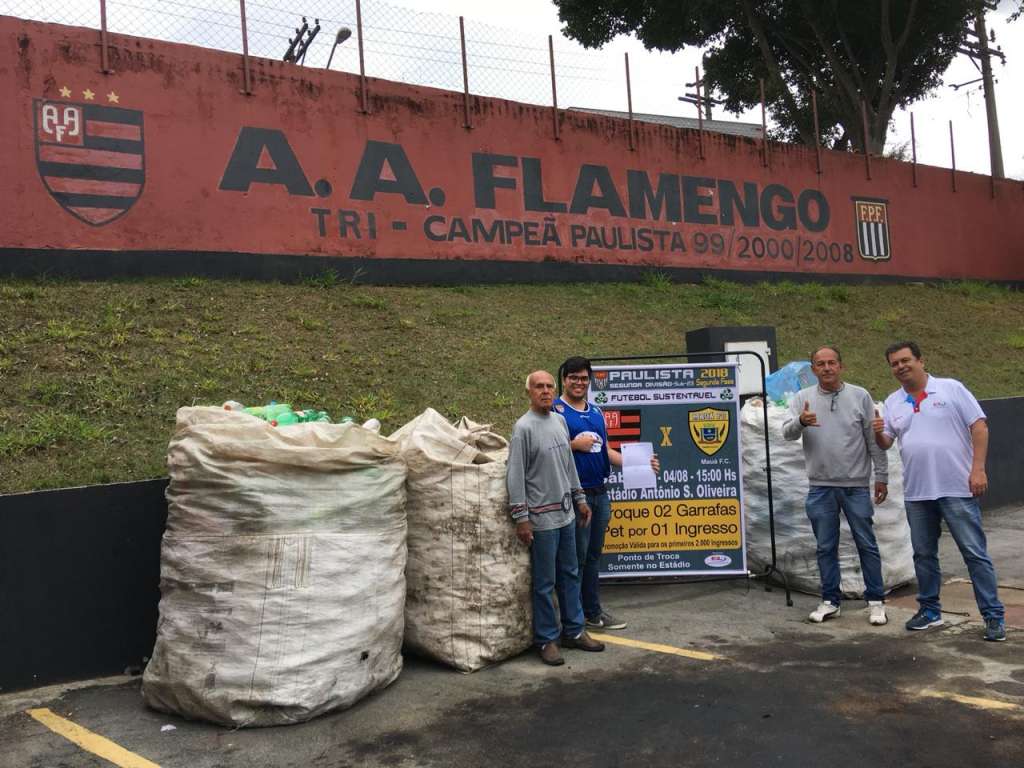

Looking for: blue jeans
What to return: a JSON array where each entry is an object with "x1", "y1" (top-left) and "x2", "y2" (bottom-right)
[
  {"x1": 805, "y1": 486, "x2": 885, "y2": 603},
  {"x1": 574, "y1": 490, "x2": 612, "y2": 620},
  {"x1": 531, "y1": 521, "x2": 585, "y2": 645},
  {"x1": 904, "y1": 496, "x2": 1004, "y2": 620}
]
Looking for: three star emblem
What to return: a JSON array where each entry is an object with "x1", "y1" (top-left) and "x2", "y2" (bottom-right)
[{"x1": 55, "y1": 86, "x2": 121, "y2": 103}]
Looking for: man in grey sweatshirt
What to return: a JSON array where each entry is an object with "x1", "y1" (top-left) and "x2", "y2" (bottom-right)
[
  {"x1": 782, "y1": 346, "x2": 889, "y2": 626},
  {"x1": 507, "y1": 370, "x2": 605, "y2": 665}
]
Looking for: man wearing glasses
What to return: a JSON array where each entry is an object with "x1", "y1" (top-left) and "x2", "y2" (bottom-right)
[
  {"x1": 555, "y1": 356, "x2": 658, "y2": 632},
  {"x1": 873, "y1": 341, "x2": 1005, "y2": 641},
  {"x1": 783, "y1": 345, "x2": 889, "y2": 626}
]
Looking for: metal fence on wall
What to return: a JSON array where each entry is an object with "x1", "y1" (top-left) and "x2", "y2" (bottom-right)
[
  {"x1": 1, "y1": 0, "x2": 670, "y2": 112},
  {"x1": 3, "y1": 0, "x2": 1020, "y2": 186}
]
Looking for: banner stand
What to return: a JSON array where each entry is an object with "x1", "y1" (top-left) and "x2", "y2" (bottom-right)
[{"x1": 559, "y1": 350, "x2": 792, "y2": 606}]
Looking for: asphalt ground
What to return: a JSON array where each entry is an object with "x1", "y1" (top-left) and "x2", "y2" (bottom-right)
[{"x1": 3, "y1": 507, "x2": 1023, "y2": 768}]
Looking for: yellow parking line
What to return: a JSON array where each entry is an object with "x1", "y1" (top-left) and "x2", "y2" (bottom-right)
[
  {"x1": 919, "y1": 690, "x2": 1020, "y2": 712},
  {"x1": 588, "y1": 632, "x2": 723, "y2": 661},
  {"x1": 26, "y1": 708, "x2": 161, "y2": 768}
]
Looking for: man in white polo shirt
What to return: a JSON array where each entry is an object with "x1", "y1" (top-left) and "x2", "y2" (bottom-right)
[{"x1": 873, "y1": 341, "x2": 1006, "y2": 641}]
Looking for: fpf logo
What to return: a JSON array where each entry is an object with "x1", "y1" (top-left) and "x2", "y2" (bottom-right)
[
  {"x1": 852, "y1": 197, "x2": 891, "y2": 261},
  {"x1": 35, "y1": 87, "x2": 145, "y2": 226}
]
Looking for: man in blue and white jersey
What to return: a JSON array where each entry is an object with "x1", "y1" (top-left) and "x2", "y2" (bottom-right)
[{"x1": 556, "y1": 356, "x2": 658, "y2": 632}]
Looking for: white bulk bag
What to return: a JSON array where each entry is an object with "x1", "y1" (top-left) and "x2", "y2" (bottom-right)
[
  {"x1": 143, "y1": 407, "x2": 407, "y2": 727},
  {"x1": 392, "y1": 409, "x2": 531, "y2": 672},
  {"x1": 741, "y1": 399, "x2": 915, "y2": 597}
]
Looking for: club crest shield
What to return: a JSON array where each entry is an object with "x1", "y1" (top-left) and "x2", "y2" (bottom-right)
[
  {"x1": 688, "y1": 408, "x2": 730, "y2": 456},
  {"x1": 853, "y1": 197, "x2": 891, "y2": 261},
  {"x1": 35, "y1": 98, "x2": 145, "y2": 226}
]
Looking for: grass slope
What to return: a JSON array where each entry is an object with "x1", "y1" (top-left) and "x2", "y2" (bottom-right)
[{"x1": 1, "y1": 275, "x2": 1022, "y2": 493}]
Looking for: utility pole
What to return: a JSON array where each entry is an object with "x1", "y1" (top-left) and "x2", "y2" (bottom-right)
[
  {"x1": 679, "y1": 62, "x2": 724, "y2": 121},
  {"x1": 958, "y1": 2, "x2": 1004, "y2": 178}
]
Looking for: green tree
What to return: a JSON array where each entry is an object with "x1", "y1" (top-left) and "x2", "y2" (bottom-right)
[{"x1": 554, "y1": 0, "x2": 989, "y2": 153}]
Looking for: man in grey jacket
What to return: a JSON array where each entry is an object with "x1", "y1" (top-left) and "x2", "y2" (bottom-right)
[
  {"x1": 507, "y1": 370, "x2": 605, "y2": 666},
  {"x1": 783, "y1": 345, "x2": 889, "y2": 626}
]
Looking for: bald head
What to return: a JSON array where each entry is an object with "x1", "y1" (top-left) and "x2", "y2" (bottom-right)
[{"x1": 525, "y1": 370, "x2": 555, "y2": 413}]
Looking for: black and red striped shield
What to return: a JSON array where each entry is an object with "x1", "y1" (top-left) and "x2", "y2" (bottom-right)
[{"x1": 34, "y1": 99, "x2": 145, "y2": 226}]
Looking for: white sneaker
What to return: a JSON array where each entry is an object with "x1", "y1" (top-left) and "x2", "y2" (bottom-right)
[
  {"x1": 868, "y1": 601, "x2": 887, "y2": 626},
  {"x1": 809, "y1": 601, "x2": 840, "y2": 623}
]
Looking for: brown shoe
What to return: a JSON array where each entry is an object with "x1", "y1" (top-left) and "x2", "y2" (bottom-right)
[
  {"x1": 539, "y1": 642, "x2": 564, "y2": 666},
  {"x1": 561, "y1": 631, "x2": 605, "y2": 652}
]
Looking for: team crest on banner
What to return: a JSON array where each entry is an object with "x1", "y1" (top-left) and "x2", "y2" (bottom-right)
[
  {"x1": 688, "y1": 408, "x2": 730, "y2": 456},
  {"x1": 592, "y1": 370, "x2": 610, "y2": 391},
  {"x1": 852, "y1": 197, "x2": 891, "y2": 261},
  {"x1": 35, "y1": 97, "x2": 145, "y2": 226}
]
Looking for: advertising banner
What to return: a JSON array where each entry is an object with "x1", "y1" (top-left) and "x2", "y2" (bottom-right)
[{"x1": 590, "y1": 363, "x2": 746, "y2": 578}]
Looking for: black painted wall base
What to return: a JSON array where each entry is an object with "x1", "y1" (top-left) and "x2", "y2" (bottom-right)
[
  {"x1": 0, "y1": 480, "x2": 167, "y2": 693},
  {"x1": 4, "y1": 248, "x2": 1019, "y2": 287}
]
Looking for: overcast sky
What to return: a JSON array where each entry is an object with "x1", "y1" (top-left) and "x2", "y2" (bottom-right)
[{"x1": 422, "y1": 0, "x2": 1024, "y2": 180}]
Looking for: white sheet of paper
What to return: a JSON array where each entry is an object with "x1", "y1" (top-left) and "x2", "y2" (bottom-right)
[{"x1": 620, "y1": 442, "x2": 657, "y2": 490}]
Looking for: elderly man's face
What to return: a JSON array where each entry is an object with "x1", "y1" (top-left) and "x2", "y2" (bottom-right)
[
  {"x1": 811, "y1": 348, "x2": 843, "y2": 390},
  {"x1": 527, "y1": 371, "x2": 556, "y2": 411}
]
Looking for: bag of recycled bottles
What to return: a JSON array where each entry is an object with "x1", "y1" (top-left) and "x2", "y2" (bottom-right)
[
  {"x1": 740, "y1": 399, "x2": 914, "y2": 597},
  {"x1": 391, "y1": 409, "x2": 531, "y2": 672},
  {"x1": 142, "y1": 406, "x2": 407, "y2": 727},
  {"x1": 765, "y1": 361, "x2": 816, "y2": 405}
]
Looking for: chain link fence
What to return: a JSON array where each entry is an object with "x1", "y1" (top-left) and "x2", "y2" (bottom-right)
[
  {"x1": 6, "y1": 0, "x2": 1015, "y2": 176},
  {"x1": 2, "y1": 0, "x2": 696, "y2": 114}
]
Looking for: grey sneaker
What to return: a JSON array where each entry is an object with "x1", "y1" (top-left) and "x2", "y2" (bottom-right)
[
  {"x1": 984, "y1": 618, "x2": 1007, "y2": 642},
  {"x1": 586, "y1": 611, "x2": 627, "y2": 630},
  {"x1": 868, "y1": 601, "x2": 887, "y2": 626},
  {"x1": 808, "y1": 601, "x2": 840, "y2": 623}
]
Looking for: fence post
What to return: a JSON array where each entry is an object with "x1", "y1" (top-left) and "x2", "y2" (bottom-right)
[
  {"x1": 695, "y1": 66, "x2": 704, "y2": 159},
  {"x1": 625, "y1": 53, "x2": 635, "y2": 151},
  {"x1": 356, "y1": 0, "x2": 368, "y2": 113},
  {"x1": 759, "y1": 78, "x2": 769, "y2": 168},
  {"x1": 811, "y1": 89, "x2": 822, "y2": 176},
  {"x1": 459, "y1": 17, "x2": 471, "y2": 130},
  {"x1": 861, "y1": 99, "x2": 871, "y2": 180},
  {"x1": 548, "y1": 36, "x2": 559, "y2": 141},
  {"x1": 910, "y1": 112, "x2": 917, "y2": 188},
  {"x1": 949, "y1": 120, "x2": 957, "y2": 192},
  {"x1": 238, "y1": 0, "x2": 252, "y2": 95},
  {"x1": 99, "y1": 0, "x2": 112, "y2": 74}
]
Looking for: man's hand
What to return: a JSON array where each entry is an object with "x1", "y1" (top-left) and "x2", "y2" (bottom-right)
[
  {"x1": 800, "y1": 400, "x2": 818, "y2": 427},
  {"x1": 572, "y1": 433, "x2": 597, "y2": 452},
  {"x1": 874, "y1": 481, "x2": 888, "y2": 505},
  {"x1": 576, "y1": 502, "x2": 592, "y2": 527},
  {"x1": 969, "y1": 468, "x2": 988, "y2": 497},
  {"x1": 650, "y1": 455, "x2": 661, "y2": 473},
  {"x1": 871, "y1": 408, "x2": 885, "y2": 436},
  {"x1": 515, "y1": 520, "x2": 533, "y2": 545}
]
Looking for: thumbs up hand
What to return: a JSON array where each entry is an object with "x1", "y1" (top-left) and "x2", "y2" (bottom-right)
[
  {"x1": 871, "y1": 407, "x2": 885, "y2": 435},
  {"x1": 799, "y1": 400, "x2": 819, "y2": 427}
]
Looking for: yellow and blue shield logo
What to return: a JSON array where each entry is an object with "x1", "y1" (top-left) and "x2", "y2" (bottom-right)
[{"x1": 688, "y1": 408, "x2": 729, "y2": 456}]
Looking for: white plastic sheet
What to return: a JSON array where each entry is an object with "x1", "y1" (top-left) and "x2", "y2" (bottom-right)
[
  {"x1": 741, "y1": 399, "x2": 915, "y2": 597},
  {"x1": 392, "y1": 409, "x2": 531, "y2": 672},
  {"x1": 142, "y1": 407, "x2": 407, "y2": 727}
]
